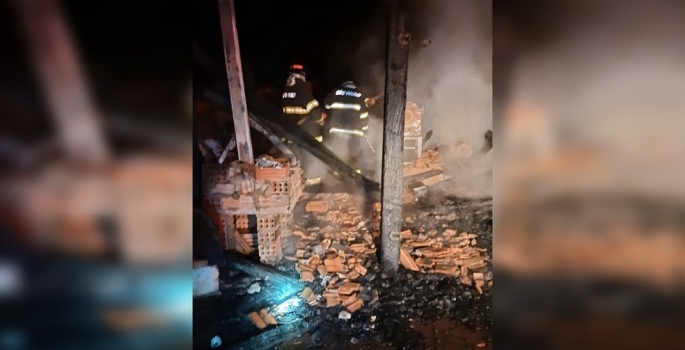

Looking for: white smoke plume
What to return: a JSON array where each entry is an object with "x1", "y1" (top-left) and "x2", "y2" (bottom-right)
[
  {"x1": 319, "y1": 0, "x2": 492, "y2": 198},
  {"x1": 407, "y1": 0, "x2": 492, "y2": 198}
]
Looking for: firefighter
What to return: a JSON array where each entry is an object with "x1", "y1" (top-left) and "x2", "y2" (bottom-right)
[
  {"x1": 281, "y1": 63, "x2": 325, "y2": 186},
  {"x1": 322, "y1": 80, "x2": 371, "y2": 176}
]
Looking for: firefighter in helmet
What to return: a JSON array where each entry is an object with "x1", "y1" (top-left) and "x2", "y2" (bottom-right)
[
  {"x1": 281, "y1": 63, "x2": 325, "y2": 186},
  {"x1": 322, "y1": 80, "x2": 371, "y2": 175}
]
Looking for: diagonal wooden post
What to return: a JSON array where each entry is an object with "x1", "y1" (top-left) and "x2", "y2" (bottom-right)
[
  {"x1": 381, "y1": 0, "x2": 410, "y2": 275},
  {"x1": 217, "y1": 0, "x2": 254, "y2": 164}
]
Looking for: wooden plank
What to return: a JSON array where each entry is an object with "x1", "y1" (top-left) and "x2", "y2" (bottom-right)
[
  {"x1": 403, "y1": 166, "x2": 434, "y2": 178},
  {"x1": 381, "y1": 0, "x2": 411, "y2": 275},
  {"x1": 422, "y1": 173, "x2": 446, "y2": 187},
  {"x1": 217, "y1": 0, "x2": 253, "y2": 164}
]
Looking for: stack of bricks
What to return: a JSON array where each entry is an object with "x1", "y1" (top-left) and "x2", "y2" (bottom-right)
[
  {"x1": 256, "y1": 215, "x2": 282, "y2": 264},
  {"x1": 201, "y1": 156, "x2": 304, "y2": 264}
]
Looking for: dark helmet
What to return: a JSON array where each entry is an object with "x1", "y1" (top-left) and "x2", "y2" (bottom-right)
[{"x1": 289, "y1": 63, "x2": 307, "y2": 76}]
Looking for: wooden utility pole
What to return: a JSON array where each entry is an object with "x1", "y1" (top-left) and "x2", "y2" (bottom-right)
[
  {"x1": 218, "y1": 0, "x2": 254, "y2": 164},
  {"x1": 381, "y1": 0, "x2": 410, "y2": 275}
]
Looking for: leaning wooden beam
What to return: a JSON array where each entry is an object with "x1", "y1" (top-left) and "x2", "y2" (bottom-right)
[
  {"x1": 251, "y1": 108, "x2": 380, "y2": 192},
  {"x1": 224, "y1": 253, "x2": 303, "y2": 288},
  {"x1": 242, "y1": 88, "x2": 380, "y2": 191},
  {"x1": 403, "y1": 169, "x2": 443, "y2": 185},
  {"x1": 381, "y1": 0, "x2": 411, "y2": 275},
  {"x1": 218, "y1": 0, "x2": 254, "y2": 164},
  {"x1": 194, "y1": 40, "x2": 380, "y2": 189},
  {"x1": 201, "y1": 90, "x2": 380, "y2": 191}
]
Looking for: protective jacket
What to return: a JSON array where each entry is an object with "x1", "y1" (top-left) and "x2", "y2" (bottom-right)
[
  {"x1": 323, "y1": 81, "x2": 369, "y2": 137},
  {"x1": 282, "y1": 73, "x2": 323, "y2": 140}
]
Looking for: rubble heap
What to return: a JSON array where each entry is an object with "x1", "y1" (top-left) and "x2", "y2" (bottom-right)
[
  {"x1": 202, "y1": 194, "x2": 493, "y2": 349},
  {"x1": 399, "y1": 227, "x2": 491, "y2": 294},
  {"x1": 202, "y1": 155, "x2": 304, "y2": 263},
  {"x1": 404, "y1": 148, "x2": 443, "y2": 178},
  {"x1": 403, "y1": 148, "x2": 448, "y2": 203},
  {"x1": 286, "y1": 192, "x2": 491, "y2": 319},
  {"x1": 285, "y1": 193, "x2": 380, "y2": 316}
]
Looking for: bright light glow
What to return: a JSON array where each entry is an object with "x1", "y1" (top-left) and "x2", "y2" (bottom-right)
[
  {"x1": 270, "y1": 297, "x2": 302, "y2": 316},
  {"x1": 0, "y1": 262, "x2": 21, "y2": 299}
]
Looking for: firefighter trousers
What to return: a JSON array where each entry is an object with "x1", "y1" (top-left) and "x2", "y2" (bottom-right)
[
  {"x1": 322, "y1": 133, "x2": 372, "y2": 174},
  {"x1": 288, "y1": 114, "x2": 325, "y2": 185}
]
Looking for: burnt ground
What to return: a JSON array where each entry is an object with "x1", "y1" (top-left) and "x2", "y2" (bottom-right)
[{"x1": 194, "y1": 193, "x2": 492, "y2": 350}]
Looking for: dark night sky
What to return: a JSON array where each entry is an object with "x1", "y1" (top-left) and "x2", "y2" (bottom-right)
[{"x1": 193, "y1": 0, "x2": 387, "y2": 101}]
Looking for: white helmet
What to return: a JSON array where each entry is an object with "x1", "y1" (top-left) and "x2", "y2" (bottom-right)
[{"x1": 342, "y1": 81, "x2": 356, "y2": 89}]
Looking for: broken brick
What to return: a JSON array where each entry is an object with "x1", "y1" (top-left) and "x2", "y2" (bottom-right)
[
  {"x1": 400, "y1": 248, "x2": 420, "y2": 271},
  {"x1": 305, "y1": 200, "x2": 328, "y2": 213},
  {"x1": 300, "y1": 271, "x2": 315, "y2": 282},
  {"x1": 259, "y1": 309, "x2": 277, "y2": 325},
  {"x1": 317, "y1": 265, "x2": 328, "y2": 276},
  {"x1": 346, "y1": 298, "x2": 364, "y2": 313},
  {"x1": 338, "y1": 282, "x2": 361, "y2": 295},
  {"x1": 249, "y1": 312, "x2": 267, "y2": 329},
  {"x1": 324, "y1": 257, "x2": 344, "y2": 273}
]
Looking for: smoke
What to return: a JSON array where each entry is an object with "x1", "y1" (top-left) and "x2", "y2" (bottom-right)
[
  {"x1": 321, "y1": 0, "x2": 492, "y2": 198},
  {"x1": 407, "y1": 0, "x2": 492, "y2": 146},
  {"x1": 407, "y1": 0, "x2": 492, "y2": 198}
]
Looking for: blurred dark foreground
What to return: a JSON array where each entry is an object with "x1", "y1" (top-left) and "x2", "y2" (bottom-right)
[
  {"x1": 0, "y1": 1, "x2": 192, "y2": 349},
  {"x1": 494, "y1": 0, "x2": 685, "y2": 348}
]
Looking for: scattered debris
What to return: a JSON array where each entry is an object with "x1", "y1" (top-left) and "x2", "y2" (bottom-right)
[
  {"x1": 300, "y1": 271, "x2": 315, "y2": 282},
  {"x1": 247, "y1": 282, "x2": 261, "y2": 294},
  {"x1": 249, "y1": 308, "x2": 278, "y2": 329},
  {"x1": 249, "y1": 311, "x2": 267, "y2": 329},
  {"x1": 256, "y1": 155, "x2": 283, "y2": 169},
  {"x1": 403, "y1": 148, "x2": 447, "y2": 203},
  {"x1": 400, "y1": 230, "x2": 490, "y2": 287},
  {"x1": 400, "y1": 248, "x2": 420, "y2": 271},
  {"x1": 338, "y1": 310, "x2": 352, "y2": 320},
  {"x1": 284, "y1": 192, "x2": 491, "y2": 330},
  {"x1": 284, "y1": 194, "x2": 384, "y2": 315},
  {"x1": 197, "y1": 194, "x2": 492, "y2": 349}
]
